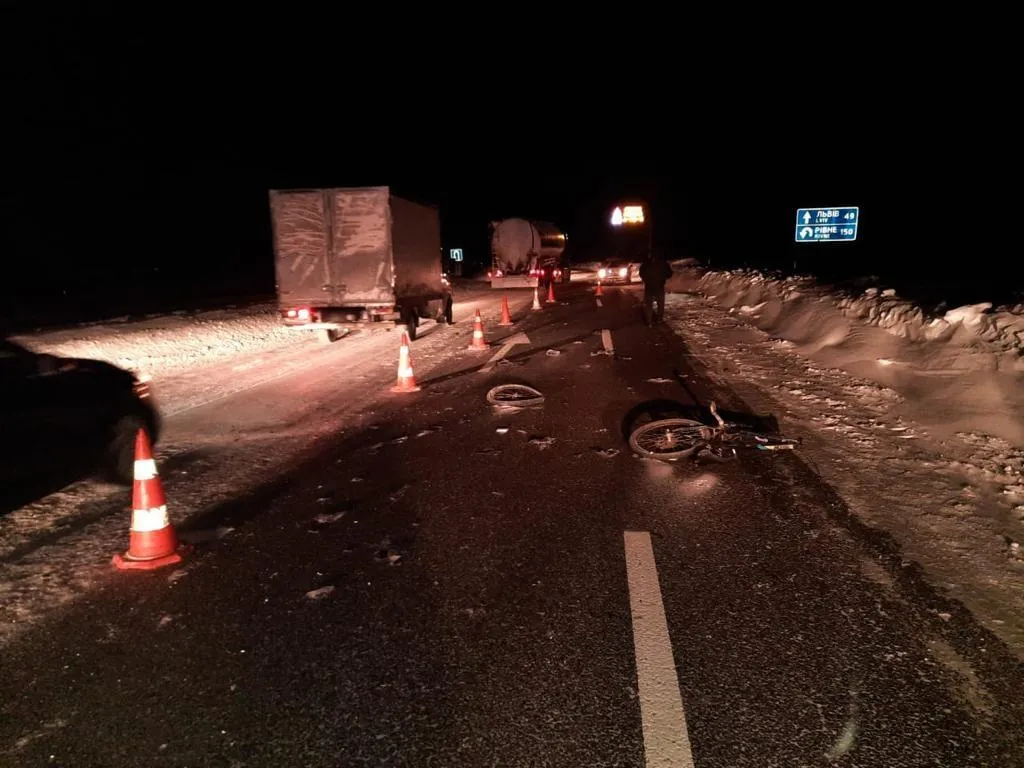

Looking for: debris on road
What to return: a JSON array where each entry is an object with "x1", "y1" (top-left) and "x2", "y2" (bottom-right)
[
  {"x1": 374, "y1": 540, "x2": 403, "y2": 565},
  {"x1": 167, "y1": 569, "x2": 190, "y2": 584},
  {"x1": 496, "y1": 427, "x2": 510, "y2": 434},
  {"x1": 305, "y1": 586, "x2": 336, "y2": 600},
  {"x1": 313, "y1": 511, "x2": 346, "y2": 525},
  {"x1": 593, "y1": 447, "x2": 620, "y2": 458},
  {"x1": 389, "y1": 484, "x2": 411, "y2": 502},
  {"x1": 546, "y1": 348, "x2": 561, "y2": 356},
  {"x1": 529, "y1": 436, "x2": 556, "y2": 450},
  {"x1": 646, "y1": 377, "x2": 674, "y2": 383}
]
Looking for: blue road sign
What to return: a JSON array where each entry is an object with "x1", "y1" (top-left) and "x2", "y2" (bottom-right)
[
  {"x1": 449, "y1": 248, "x2": 463, "y2": 262},
  {"x1": 795, "y1": 207, "x2": 859, "y2": 242}
]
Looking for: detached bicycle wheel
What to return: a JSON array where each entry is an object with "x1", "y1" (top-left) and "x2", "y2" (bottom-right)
[
  {"x1": 629, "y1": 418, "x2": 708, "y2": 461},
  {"x1": 486, "y1": 384, "x2": 545, "y2": 408}
]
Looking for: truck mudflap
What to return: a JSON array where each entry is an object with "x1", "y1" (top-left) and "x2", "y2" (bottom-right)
[{"x1": 490, "y1": 275, "x2": 538, "y2": 289}]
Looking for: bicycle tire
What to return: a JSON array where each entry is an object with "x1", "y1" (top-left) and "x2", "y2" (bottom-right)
[
  {"x1": 629, "y1": 418, "x2": 708, "y2": 461},
  {"x1": 486, "y1": 384, "x2": 545, "y2": 408}
]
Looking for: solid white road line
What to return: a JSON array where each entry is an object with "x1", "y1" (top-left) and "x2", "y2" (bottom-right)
[
  {"x1": 623, "y1": 531, "x2": 695, "y2": 768},
  {"x1": 601, "y1": 329, "x2": 614, "y2": 353}
]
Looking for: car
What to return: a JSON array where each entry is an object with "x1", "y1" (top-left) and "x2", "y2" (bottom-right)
[
  {"x1": 597, "y1": 261, "x2": 633, "y2": 285},
  {"x1": 0, "y1": 339, "x2": 161, "y2": 497}
]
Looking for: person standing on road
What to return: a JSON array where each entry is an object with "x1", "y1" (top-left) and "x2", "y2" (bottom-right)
[{"x1": 639, "y1": 252, "x2": 673, "y2": 326}]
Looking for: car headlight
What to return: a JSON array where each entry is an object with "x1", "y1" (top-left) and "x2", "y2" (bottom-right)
[
  {"x1": 598, "y1": 268, "x2": 607, "y2": 279},
  {"x1": 619, "y1": 267, "x2": 627, "y2": 277}
]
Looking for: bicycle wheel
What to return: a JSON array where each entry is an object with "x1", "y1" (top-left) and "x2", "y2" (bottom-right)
[
  {"x1": 629, "y1": 418, "x2": 708, "y2": 461},
  {"x1": 486, "y1": 384, "x2": 545, "y2": 408}
]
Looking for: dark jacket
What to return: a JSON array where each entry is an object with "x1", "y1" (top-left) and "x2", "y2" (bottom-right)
[{"x1": 639, "y1": 258, "x2": 672, "y2": 289}]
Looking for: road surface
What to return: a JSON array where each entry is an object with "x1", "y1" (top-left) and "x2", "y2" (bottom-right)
[{"x1": 2, "y1": 282, "x2": 1022, "y2": 767}]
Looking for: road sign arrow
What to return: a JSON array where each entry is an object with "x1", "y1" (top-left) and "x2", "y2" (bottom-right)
[
  {"x1": 800, "y1": 227, "x2": 813, "y2": 239},
  {"x1": 481, "y1": 332, "x2": 531, "y2": 372},
  {"x1": 802, "y1": 212, "x2": 811, "y2": 223}
]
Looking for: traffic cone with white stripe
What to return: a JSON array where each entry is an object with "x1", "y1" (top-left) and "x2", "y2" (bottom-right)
[
  {"x1": 546, "y1": 280, "x2": 556, "y2": 304},
  {"x1": 532, "y1": 287, "x2": 542, "y2": 310},
  {"x1": 595, "y1": 280, "x2": 604, "y2": 296},
  {"x1": 391, "y1": 331, "x2": 420, "y2": 392},
  {"x1": 112, "y1": 430, "x2": 190, "y2": 570},
  {"x1": 498, "y1": 295, "x2": 513, "y2": 326},
  {"x1": 468, "y1": 309, "x2": 489, "y2": 350}
]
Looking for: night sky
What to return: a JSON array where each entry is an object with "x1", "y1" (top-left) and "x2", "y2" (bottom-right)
[{"x1": 3, "y1": 13, "x2": 1017, "y2": 329}]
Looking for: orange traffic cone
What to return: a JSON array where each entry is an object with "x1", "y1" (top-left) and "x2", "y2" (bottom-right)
[
  {"x1": 113, "y1": 430, "x2": 190, "y2": 571},
  {"x1": 546, "y1": 281, "x2": 556, "y2": 304},
  {"x1": 468, "y1": 309, "x2": 489, "y2": 349},
  {"x1": 498, "y1": 295, "x2": 513, "y2": 326},
  {"x1": 391, "y1": 331, "x2": 420, "y2": 392},
  {"x1": 595, "y1": 280, "x2": 604, "y2": 296},
  {"x1": 532, "y1": 287, "x2": 543, "y2": 310}
]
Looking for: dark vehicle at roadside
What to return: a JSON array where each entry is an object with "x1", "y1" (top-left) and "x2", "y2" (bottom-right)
[{"x1": 0, "y1": 339, "x2": 160, "y2": 508}]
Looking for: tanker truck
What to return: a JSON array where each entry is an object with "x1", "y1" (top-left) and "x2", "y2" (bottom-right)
[{"x1": 488, "y1": 218, "x2": 569, "y2": 289}]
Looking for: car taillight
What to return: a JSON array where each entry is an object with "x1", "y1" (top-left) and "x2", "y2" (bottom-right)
[
  {"x1": 133, "y1": 373, "x2": 152, "y2": 399},
  {"x1": 598, "y1": 268, "x2": 607, "y2": 279}
]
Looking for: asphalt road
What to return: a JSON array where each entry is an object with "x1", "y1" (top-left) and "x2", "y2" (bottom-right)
[{"x1": 2, "y1": 282, "x2": 1023, "y2": 767}]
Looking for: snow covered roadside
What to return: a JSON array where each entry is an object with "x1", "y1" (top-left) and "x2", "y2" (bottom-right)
[
  {"x1": 9, "y1": 302, "x2": 302, "y2": 382},
  {"x1": 664, "y1": 270, "x2": 1024, "y2": 653}
]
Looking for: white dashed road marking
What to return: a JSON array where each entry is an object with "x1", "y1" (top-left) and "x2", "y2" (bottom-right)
[{"x1": 601, "y1": 329, "x2": 614, "y2": 354}]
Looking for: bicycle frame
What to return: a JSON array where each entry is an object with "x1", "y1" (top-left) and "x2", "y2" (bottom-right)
[{"x1": 706, "y1": 401, "x2": 798, "y2": 452}]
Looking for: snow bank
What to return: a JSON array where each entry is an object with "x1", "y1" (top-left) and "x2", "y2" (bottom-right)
[
  {"x1": 11, "y1": 302, "x2": 303, "y2": 380},
  {"x1": 686, "y1": 269, "x2": 1024, "y2": 445}
]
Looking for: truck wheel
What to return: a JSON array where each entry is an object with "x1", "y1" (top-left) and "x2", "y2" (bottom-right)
[
  {"x1": 320, "y1": 329, "x2": 346, "y2": 344},
  {"x1": 101, "y1": 404, "x2": 158, "y2": 485}
]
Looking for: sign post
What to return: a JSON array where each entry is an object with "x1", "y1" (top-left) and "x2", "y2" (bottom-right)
[{"x1": 795, "y1": 207, "x2": 859, "y2": 243}]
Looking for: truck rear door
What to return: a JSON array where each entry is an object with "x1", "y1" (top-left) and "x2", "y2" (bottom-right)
[
  {"x1": 269, "y1": 190, "x2": 331, "y2": 308},
  {"x1": 329, "y1": 187, "x2": 394, "y2": 305}
]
